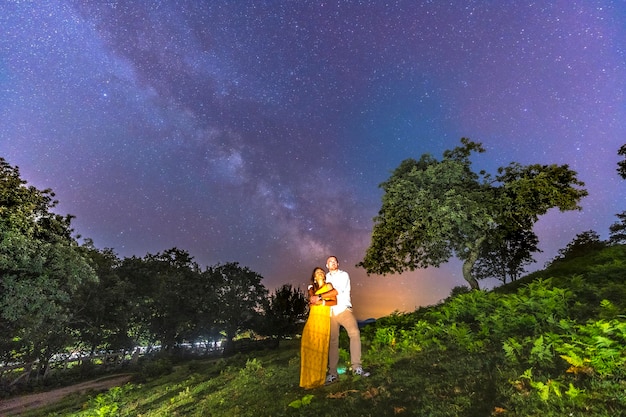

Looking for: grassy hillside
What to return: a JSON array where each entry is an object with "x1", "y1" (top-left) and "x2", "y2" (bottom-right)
[{"x1": 16, "y1": 245, "x2": 626, "y2": 417}]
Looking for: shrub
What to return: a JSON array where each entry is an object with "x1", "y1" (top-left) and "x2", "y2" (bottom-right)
[{"x1": 137, "y1": 357, "x2": 173, "y2": 380}]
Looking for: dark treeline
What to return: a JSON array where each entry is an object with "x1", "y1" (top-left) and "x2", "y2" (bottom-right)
[{"x1": 0, "y1": 158, "x2": 308, "y2": 376}]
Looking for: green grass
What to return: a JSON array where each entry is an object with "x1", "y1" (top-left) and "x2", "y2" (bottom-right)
[
  {"x1": 20, "y1": 343, "x2": 496, "y2": 417},
  {"x1": 14, "y1": 245, "x2": 626, "y2": 416}
]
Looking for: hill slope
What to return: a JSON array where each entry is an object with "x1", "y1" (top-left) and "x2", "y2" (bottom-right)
[{"x1": 14, "y1": 245, "x2": 626, "y2": 417}]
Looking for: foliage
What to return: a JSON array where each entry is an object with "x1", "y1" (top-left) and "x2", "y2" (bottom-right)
[
  {"x1": 288, "y1": 393, "x2": 314, "y2": 408},
  {"x1": 617, "y1": 143, "x2": 626, "y2": 179},
  {"x1": 507, "y1": 318, "x2": 626, "y2": 411},
  {"x1": 507, "y1": 245, "x2": 626, "y2": 321},
  {"x1": 13, "y1": 244, "x2": 626, "y2": 416},
  {"x1": 141, "y1": 248, "x2": 213, "y2": 350},
  {"x1": 112, "y1": 248, "x2": 226, "y2": 352},
  {"x1": 612, "y1": 144, "x2": 626, "y2": 244},
  {"x1": 473, "y1": 227, "x2": 539, "y2": 283},
  {"x1": 359, "y1": 138, "x2": 587, "y2": 290},
  {"x1": 2, "y1": 156, "x2": 277, "y2": 374},
  {"x1": 547, "y1": 230, "x2": 608, "y2": 266},
  {"x1": 209, "y1": 262, "x2": 269, "y2": 344},
  {"x1": 366, "y1": 279, "x2": 573, "y2": 358},
  {"x1": 72, "y1": 242, "x2": 134, "y2": 353},
  {"x1": 2, "y1": 147, "x2": 624, "y2": 415},
  {"x1": 446, "y1": 285, "x2": 472, "y2": 300},
  {"x1": 0, "y1": 158, "x2": 97, "y2": 368},
  {"x1": 137, "y1": 356, "x2": 174, "y2": 380},
  {"x1": 261, "y1": 284, "x2": 308, "y2": 338},
  {"x1": 609, "y1": 210, "x2": 626, "y2": 244},
  {"x1": 74, "y1": 385, "x2": 133, "y2": 417}
]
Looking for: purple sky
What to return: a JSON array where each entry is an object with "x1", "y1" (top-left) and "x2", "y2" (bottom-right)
[{"x1": 2, "y1": 1, "x2": 625, "y2": 319}]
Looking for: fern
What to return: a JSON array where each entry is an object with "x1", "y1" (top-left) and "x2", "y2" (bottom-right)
[{"x1": 288, "y1": 394, "x2": 314, "y2": 409}]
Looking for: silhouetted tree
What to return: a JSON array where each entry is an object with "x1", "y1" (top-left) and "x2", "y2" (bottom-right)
[
  {"x1": 610, "y1": 146, "x2": 626, "y2": 244},
  {"x1": 262, "y1": 284, "x2": 308, "y2": 338},
  {"x1": 548, "y1": 230, "x2": 608, "y2": 266},
  {"x1": 617, "y1": 144, "x2": 626, "y2": 179},
  {"x1": 609, "y1": 212, "x2": 626, "y2": 245},
  {"x1": 474, "y1": 227, "x2": 539, "y2": 283},
  {"x1": 447, "y1": 285, "x2": 471, "y2": 300}
]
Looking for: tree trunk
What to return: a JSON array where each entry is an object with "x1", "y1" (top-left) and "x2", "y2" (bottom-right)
[
  {"x1": 462, "y1": 259, "x2": 480, "y2": 290},
  {"x1": 462, "y1": 236, "x2": 485, "y2": 290}
]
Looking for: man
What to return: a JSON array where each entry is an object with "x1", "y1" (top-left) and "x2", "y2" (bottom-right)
[{"x1": 323, "y1": 255, "x2": 369, "y2": 384}]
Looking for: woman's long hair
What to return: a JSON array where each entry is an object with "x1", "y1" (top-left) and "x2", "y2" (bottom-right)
[{"x1": 310, "y1": 267, "x2": 325, "y2": 292}]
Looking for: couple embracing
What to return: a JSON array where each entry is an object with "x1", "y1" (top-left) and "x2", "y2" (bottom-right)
[{"x1": 299, "y1": 256, "x2": 369, "y2": 389}]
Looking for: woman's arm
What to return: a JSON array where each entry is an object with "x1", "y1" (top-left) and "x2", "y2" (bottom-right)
[
  {"x1": 314, "y1": 283, "x2": 337, "y2": 306},
  {"x1": 308, "y1": 286, "x2": 318, "y2": 305},
  {"x1": 314, "y1": 283, "x2": 337, "y2": 298},
  {"x1": 311, "y1": 284, "x2": 336, "y2": 306}
]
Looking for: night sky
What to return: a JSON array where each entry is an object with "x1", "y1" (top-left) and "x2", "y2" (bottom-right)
[{"x1": 2, "y1": 1, "x2": 625, "y2": 319}]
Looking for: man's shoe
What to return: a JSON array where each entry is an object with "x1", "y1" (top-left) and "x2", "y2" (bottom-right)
[
  {"x1": 325, "y1": 374, "x2": 338, "y2": 385},
  {"x1": 353, "y1": 367, "x2": 370, "y2": 377}
]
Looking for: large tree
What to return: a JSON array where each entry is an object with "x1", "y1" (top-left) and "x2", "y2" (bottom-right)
[
  {"x1": 209, "y1": 262, "x2": 268, "y2": 345},
  {"x1": 117, "y1": 248, "x2": 213, "y2": 351},
  {"x1": 0, "y1": 158, "x2": 97, "y2": 370},
  {"x1": 71, "y1": 242, "x2": 134, "y2": 354},
  {"x1": 359, "y1": 138, "x2": 588, "y2": 290}
]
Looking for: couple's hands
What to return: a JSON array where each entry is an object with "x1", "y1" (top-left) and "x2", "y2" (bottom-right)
[{"x1": 310, "y1": 294, "x2": 324, "y2": 306}]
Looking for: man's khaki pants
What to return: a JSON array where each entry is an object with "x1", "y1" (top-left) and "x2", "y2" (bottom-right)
[{"x1": 328, "y1": 308, "x2": 361, "y2": 376}]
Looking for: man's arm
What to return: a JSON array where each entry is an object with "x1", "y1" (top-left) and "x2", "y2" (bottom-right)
[
  {"x1": 311, "y1": 285, "x2": 337, "y2": 305},
  {"x1": 318, "y1": 287, "x2": 338, "y2": 298}
]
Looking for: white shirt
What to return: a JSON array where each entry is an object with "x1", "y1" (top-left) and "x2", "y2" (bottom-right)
[{"x1": 326, "y1": 269, "x2": 352, "y2": 315}]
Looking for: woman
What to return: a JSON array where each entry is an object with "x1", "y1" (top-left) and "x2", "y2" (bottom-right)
[{"x1": 299, "y1": 267, "x2": 337, "y2": 389}]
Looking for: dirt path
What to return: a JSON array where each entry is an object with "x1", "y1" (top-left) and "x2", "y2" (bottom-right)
[{"x1": 0, "y1": 374, "x2": 133, "y2": 416}]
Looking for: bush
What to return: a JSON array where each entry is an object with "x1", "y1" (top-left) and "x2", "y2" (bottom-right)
[{"x1": 137, "y1": 356, "x2": 173, "y2": 380}]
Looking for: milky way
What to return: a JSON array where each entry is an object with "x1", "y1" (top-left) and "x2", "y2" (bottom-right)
[{"x1": 1, "y1": 1, "x2": 625, "y2": 318}]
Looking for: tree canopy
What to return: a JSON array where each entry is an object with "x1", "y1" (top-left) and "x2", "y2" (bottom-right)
[
  {"x1": 0, "y1": 158, "x2": 97, "y2": 368},
  {"x1": 210, "y1": 262, "x2": 269, "y2": 345},
  {"x1": 359, "y1": 138, "x2": 588, "y2": 289},
  {"x1": 0, "y1": 157, "x2": 303, "y2": 369}
]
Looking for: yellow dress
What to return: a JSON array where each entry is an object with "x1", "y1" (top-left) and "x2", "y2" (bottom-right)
[{"x1": 299, "y1": 284, "x2": 332, "y2": 389}]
